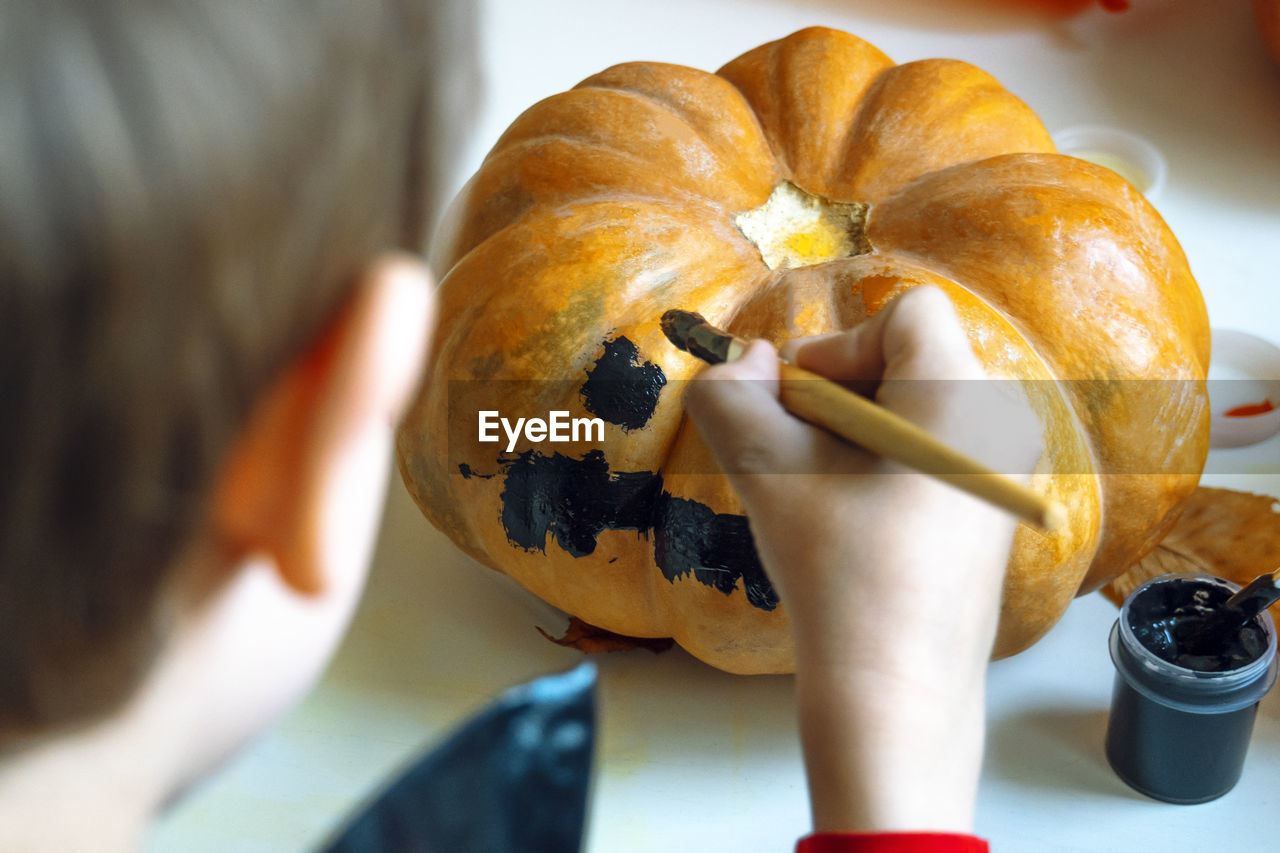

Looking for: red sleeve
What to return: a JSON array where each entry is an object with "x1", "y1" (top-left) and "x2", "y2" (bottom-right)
[{"x1": 796, "y1": 832, "x2": 989, "y2": 853}]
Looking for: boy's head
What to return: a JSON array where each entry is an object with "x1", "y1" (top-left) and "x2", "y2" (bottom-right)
[{"x1": 0, "y1": 0, "x2": 470, "y2": 750}]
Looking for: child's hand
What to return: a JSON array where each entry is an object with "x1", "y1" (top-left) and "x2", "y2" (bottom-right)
[{"x1": 683, "y1": 285, "x2": 1042, "y2": 834}]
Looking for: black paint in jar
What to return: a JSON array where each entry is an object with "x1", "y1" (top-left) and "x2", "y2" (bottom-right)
[{"x1": 1105, "y1": 573, "x2": 1277, "y2": 804}]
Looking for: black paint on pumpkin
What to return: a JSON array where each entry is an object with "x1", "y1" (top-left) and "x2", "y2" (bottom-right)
[
  {"x1": 499, "y1": 450, "x2": 661, "y2": 558},
  {"x1": 653, "y1": 496, "x2": 779, "y2": 611},
  {"x1": 497, "y1": 450, "x2": 778, "y2": 611},
  {"x1": 458, "y1": 463, "x2": 494, "y2": 479},
  {"x1": 579, "y1": 336, "x2": 666, "y2": 431}
]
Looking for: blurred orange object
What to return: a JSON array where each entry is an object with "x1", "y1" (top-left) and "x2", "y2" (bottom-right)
[
  {"x1": 1009, "y1": 0, "x2": 1128, "y2": 13},
  {"x1": 1257, "y1": 0, "x2": 1280, "y2": 65}
]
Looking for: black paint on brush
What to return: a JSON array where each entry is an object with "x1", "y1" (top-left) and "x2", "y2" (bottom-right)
[
  {"x1": 579, "y1": 336, "x2": 667, "y2": 431},
  {"x1": 497, "y1": 450, "x2": 778, "y2": 611},
  {"x1": 660, "y1": 309, "x2": 733, "y2": 364},
  {"x1": 659, "y1": 309, "x2": 708, "y2": 353}
]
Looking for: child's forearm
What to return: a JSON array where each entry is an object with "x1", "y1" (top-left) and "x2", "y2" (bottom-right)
[{"x1": 796, "y1": 664, "x2": 985, "y2": 834}]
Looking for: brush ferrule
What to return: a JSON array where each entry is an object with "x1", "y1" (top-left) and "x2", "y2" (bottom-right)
[{"x1": 685, "y1": 322, "x2": 736, "y2": 364}]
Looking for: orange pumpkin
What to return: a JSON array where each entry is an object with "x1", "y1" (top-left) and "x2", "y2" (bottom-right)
[{"x1": 397, "y1": 27, "x2": 1210, "y2": 673}]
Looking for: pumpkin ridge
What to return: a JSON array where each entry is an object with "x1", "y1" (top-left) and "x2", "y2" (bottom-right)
[
  {"x1": 494, "y1": 83, "x2": 762, "y2": 175},
  {"x1": 441, "y1": 97, "x2": 777, "y2": 265},
  {"x1": 832, "y1": 59, "x2": 1056, "y2": 203},
  {"x1": 560, "y1": 86, "x2": 761, "y2": 190},
  {"x1": 872, "y1": 152, "x2": 1204, "y2": 384},
  {"x1": 489, "y1": 84, "x2": 772, "y2": 196},
  {"x1": 431, "y1": 197, "x2": 772, "y2": 381},
  {"x1": 829, "y1": 61, "x2": 894, "y2": 197},
  {"x1": 497, "y1": 135, "x2": 748, "y2": 209},
  {"x1": 716, "y1": 27, "x2": 895, "y2": 193},
  {"x1": 443, "y1": 188, "x2": 765, "y2": 286},
  {"x1": 574, "y1": 62, "x2": 780, "y2": 195}
]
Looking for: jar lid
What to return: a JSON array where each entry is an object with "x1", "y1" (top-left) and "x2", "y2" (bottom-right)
[{"x1": 1110, "y1": 573, "x2": 1278, "y2": 713}]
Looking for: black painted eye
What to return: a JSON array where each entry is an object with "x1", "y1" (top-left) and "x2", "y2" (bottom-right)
[{"x1": 579, "y1": 337, "x2": 666, "y2": 431}]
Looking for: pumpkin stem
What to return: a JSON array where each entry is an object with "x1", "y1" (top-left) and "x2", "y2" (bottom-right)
[{"x1": 734, "y1": 181, "x2": 873, "y2": 270}]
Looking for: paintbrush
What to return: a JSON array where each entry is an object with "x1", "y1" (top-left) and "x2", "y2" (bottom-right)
[
  {"x1": 1184, "y1": 569, "x2": 1280, "y2": 655},
  {"x1": 660, "y1": 309, "x2": 1065, "y2": 531}
]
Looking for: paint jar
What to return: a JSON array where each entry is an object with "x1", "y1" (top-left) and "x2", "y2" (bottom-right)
[
  {"x1": 1106, "y1": 573, "x2": 1278, "y2": 804},
  {"x1": 1052, "y1": 125, "x2": 1167, "y2": 199}
]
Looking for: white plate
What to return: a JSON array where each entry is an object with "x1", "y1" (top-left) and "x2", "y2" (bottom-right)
[{"x1": 1208, "y1": 328, "x2": 1280, "y2": 448}]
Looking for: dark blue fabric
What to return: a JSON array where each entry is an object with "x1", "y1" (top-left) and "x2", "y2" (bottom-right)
[{"x1": 321, "y1": 664, "x2": 596, "y2": 853}]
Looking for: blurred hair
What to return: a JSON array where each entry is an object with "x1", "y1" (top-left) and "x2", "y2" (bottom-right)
[{"x1": 0, "y1": 0, "x2": 477, "y2": 737}]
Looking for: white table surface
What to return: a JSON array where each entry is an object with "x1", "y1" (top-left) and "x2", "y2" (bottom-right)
[{"x1": 149, "y1": 1, "x2": 1280, "y2": 850}]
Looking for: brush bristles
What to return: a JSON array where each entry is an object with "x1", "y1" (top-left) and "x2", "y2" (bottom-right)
[
  {"x1": 661, "y1": 309, "x2": 737, "y2": 364},
  {"x1": 660, "y1": 309, "x2": 709, "y2": 354}
]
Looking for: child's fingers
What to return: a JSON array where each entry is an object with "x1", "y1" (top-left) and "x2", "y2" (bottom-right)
[
  {"x1": 783, "y1": 286, "x2": 982, "y2": 389},
  {"x1": 780, "y1": 286, "x2": 1041, "y2": 475},
  {"x1": 876, "y1": 285, "x2": 984, "y2": 383},
  {"x1": 683, "y1": 340, "x2": 817, "y2": 481},
  {"x1": 875, "y1": 289, "x2": 1042, "y2": 474},
  {"x1": 777, "y1": 331, "x2": 841, "y2": 363}
]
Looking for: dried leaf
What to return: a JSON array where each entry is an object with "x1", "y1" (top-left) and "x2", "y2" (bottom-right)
[
  {"x1": 537, "y1": 616, "x2": 674, "y2": 655},
  {"x1": 1102, "y1": 487, "x2": 1280, "y2": 606}
]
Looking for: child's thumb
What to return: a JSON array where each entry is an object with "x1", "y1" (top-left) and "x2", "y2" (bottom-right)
[{"x1": 683, "y1": 340, "x2": 807, "y2": 480}]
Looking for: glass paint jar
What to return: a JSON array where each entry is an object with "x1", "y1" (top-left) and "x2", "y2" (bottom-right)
[{"x1": 1105, "y1": 573, "x2": 1278, "y2": 804}]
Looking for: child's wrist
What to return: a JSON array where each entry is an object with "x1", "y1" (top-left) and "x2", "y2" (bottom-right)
[{"x1": 795, "y1": 665, "x2": 986, "y2": 833}]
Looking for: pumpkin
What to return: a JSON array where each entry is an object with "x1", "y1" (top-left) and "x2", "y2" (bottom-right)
[{"x1": 397, "y1": 27, "x2": 1210, "y2": 673}]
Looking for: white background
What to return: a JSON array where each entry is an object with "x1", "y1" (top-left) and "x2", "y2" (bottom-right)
[{"x1": 150, "y1": 1, "x2": 1280, "y2": 850}]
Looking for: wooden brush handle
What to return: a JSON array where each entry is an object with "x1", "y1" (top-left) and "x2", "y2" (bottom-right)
[{"x1": 776, "y1": 362, "x2": 1062, "y2": 530}]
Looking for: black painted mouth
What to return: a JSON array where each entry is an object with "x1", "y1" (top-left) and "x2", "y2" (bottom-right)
[{"x1": 462, "y1": 450, "x2": 778, "y2": 612}]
